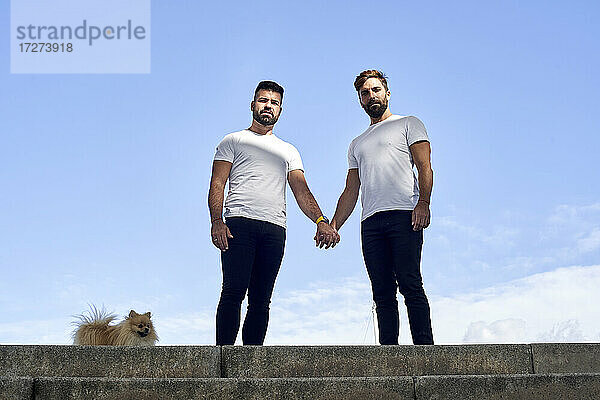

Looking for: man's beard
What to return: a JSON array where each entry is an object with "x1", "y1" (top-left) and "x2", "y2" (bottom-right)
[
  {"x1": 253, "y1": 109, "x2": 279, "y2": 126},
  {"x1": 362, "y1": 98, "x2": 388, "y2": 119}
]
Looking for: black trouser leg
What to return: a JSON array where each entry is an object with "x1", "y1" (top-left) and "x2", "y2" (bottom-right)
[
  {"x1": 216, "y1": 218, "x2": 256, "y2": 345},
  {"x1": 361, "y1": 210, "x2": 434, "y2": 345},
  {"x1": 216, "y1": 217, "x2": 285, "y2": 346},
  {"x1": 387, "y1": 212, "x2": 434, "y2": 345},
  {"x1": 362, "y1": 214, "x2": 400, "y2": 345},
  {"x1": 242, "y1": 223, "x2": 285, "y2": 345}
]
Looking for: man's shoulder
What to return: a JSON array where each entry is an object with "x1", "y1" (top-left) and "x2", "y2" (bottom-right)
[
  {"x1": 382, "y1": 114, "x2": 424, "y2": 125},
  {"x1": 385, "y1": 114, "x2": 420, "y2": 127},
  {"x1": 350, "y1": 115, "x2": 403, "y2": 145},
  {"x1": 223, "y1": 129, "x2": 247, "y2": 139},
  {"x1": 349, "y1": 115, "x2": 426, "y2": 147},
  {"x1": 377, "y1": 115, "x2": 426, "y2": 133},
  {"x1": 218, "y1": 130, "x2": 249, "y2": 146},
  {"x1": 403, "y1": 115, "x2": 425, "y2": 125},
  {"x1": 349, "y1": 126, "x2": 372, "y2": 151},
  {"x1": 271, "y1": 134, "x2": 299, "y2": 152}
]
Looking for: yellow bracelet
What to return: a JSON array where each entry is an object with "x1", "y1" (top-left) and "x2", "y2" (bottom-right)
[{"x1": 315, "y1": 216, "x2": 325, "y2": 225}]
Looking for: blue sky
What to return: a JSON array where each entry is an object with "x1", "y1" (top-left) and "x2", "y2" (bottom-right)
[{"x1": 1, "y1": 0, "x2": 599, "y2": 345}]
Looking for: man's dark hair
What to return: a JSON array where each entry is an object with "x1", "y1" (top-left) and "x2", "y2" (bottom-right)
[
  {"x1": 354, "y1": 70, "x2": 389, "y2": 92},
  {"x1": 254, "y1": 80, "x2": 284, "y2": 101}
]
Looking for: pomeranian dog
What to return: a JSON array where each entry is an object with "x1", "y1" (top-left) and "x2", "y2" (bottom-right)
[{"x1": 72, "y1": 306, "x2": 158, "y2": 346}]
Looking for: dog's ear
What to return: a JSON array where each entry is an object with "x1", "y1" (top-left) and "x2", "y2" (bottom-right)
[
  {"x1": 144, "y1": 312, "x2": 151, "y2": 318},
  {"x1": 129, "y1": 310, "x2": 138, "y2": 318}
]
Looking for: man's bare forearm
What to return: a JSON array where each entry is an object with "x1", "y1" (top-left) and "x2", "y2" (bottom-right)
[
  {"x1": 208, "y1": 160, "x2": 232, "y2": 223},
  {"x1": 331, "y1": 169, "x2": 360, "y2": 230},
  {"x1": 208, "y1": 182, "x2": 225, "y2": 221},
  {"x1": 332, "y1": 188, "x2": 359, "y2": 230},
  {"x1": 417, "y1": 167, "x2": 433, "y2": 204},
  {"x1": 294, "y1": 186, "x2": 323, "y2": 222}
]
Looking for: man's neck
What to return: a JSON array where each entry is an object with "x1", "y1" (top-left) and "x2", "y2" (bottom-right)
[
  {"x1": 370, "y1": 109, "x2": 393, "y2": 125},
  {"x1": 249, "y1": 120, "x2": 274, "y2": 135}
]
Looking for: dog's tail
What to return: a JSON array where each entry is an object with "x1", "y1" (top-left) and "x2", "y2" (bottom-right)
[{"x1": 72, "y1": 305, "x2": 117, "y2": 345}]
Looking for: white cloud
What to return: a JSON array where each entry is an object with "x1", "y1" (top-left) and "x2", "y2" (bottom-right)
[
  {"x1": 267, "y1": 278, "x2": 377, "y2": 345},
  {"x1": 463, "y1": 319, "x2": 527, "y2": 343},
  {"x1": 155, "y1": 264, "x2": 600, "y2": 345},
  {"x1": 0, "y1": 318, "x2": 72, "y2": 345},
  {"x1": 430, "y1": 264, "x2": 600, "y2": 343},
  {"x1": 0, "y1": 265, "x2": 600, "y2": 345},
  {"x1": 261, "y1": 264, "x2": 600, "y2": 345},
  {"x1": 433, "y1": 216, "x2": 519, "y2": 253},
  {"x1": 3, "y1": 265, "x2": 600, "y2": 345},
  {"x1": 423, "y1": 202, "x2": 600, "y2": 298},
  {"x1": 156, "y1": 311, "x2": 214, "y2": 345},
  {"x1": 546, "y1": 203, "x2": 600, "y2": 225},
  {"x1": 537, "y1": 320, "x2": 585, "y2": 342}
]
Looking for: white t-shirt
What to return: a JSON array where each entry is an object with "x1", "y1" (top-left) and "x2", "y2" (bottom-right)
[
  {"x1": 214, "y1": 129, "x2": 304, "y2": 228},
  {"x1": 348, "y1": 115, "x2": 429, "y2": 221}
]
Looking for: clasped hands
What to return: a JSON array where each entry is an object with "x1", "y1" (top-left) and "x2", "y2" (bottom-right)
[{"x1": 313, "y1": 221, "x2": 340, "y2": 249}]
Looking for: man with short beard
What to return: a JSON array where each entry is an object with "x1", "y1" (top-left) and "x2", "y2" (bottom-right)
[
  {"x1": 330, "y1": 70, "x2": 434, "y2": 345},
  {"x1": 208, "y1": 80, "x2": 339, "y2": 345}
]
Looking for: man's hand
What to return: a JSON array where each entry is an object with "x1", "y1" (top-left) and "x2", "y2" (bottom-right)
[
  {"x1": 313, "y1": 222, "x2": 340, "y2": 249},
  {"x1": 211, "y1": 220, "x2": 233, "y2": 251},
  {"x1": 412, "y1": 200, "x2": 430, "y2": 231}
]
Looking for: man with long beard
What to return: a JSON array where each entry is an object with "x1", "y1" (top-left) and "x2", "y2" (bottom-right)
[
  {"x1": 331, "y1": 70, "x2": 434, "y2": 345},
  {"x1": 208, "y1": 80, "x2": 339, "y2": 345}
]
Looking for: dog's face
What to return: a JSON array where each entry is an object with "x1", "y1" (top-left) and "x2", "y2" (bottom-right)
[{"x1": 127, "y1": 310, "x2": 154, "y2": 338}]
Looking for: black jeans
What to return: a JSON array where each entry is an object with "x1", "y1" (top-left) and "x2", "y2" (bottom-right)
[
  {"x1": 361, "y1": 210, "x2": 434, "y2": 345},
  {"x1": 216, "y1": 217, "x2": 285, "y2": 345}
]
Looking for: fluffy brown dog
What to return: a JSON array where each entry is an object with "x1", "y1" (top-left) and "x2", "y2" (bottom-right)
[{"x1": 73, "y1": 307, "x2": 158, "y2": 346}]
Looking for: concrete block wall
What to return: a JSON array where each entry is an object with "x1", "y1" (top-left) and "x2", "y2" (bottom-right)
[{"x1": 1, "y1": 343, "x2": 599, "y2": 399}]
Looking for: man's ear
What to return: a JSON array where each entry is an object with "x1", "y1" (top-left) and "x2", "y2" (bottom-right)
[{"x1": 250, "y1": 100, "x2": 255, "y2": 111}]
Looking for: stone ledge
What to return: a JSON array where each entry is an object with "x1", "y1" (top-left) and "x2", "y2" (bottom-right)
[
  {"x1": 17, "y1": 374, "x2": 600, "y2": 400},
  {"x1": 0, "y1": 345, "x2": 220, "y2": 378},
  {"x1": 415, "y1": 373, "x2": 600, "y2": 400},
  {"x1": 532, "y1": 343, "x2": 600, "y2": 373},
  {"x1": 2, "y1": 343, "x2": 599, "y2": 380},
  {"x1": 0, "y1": 377, "x2": 33, "y2": 400},
  {"x1": 223, "y1": 344, "x2": 532, "y2": 377},
  {"x1": 33, "y1": 377, "x2": 415, "y2": 400}
]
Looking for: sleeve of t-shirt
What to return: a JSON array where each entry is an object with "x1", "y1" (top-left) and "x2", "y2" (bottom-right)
[
  {"x1": 214, "y1": 134, "x2": 235, "y2": 163},
  {"x1": 406, "y1": 116, "x2": 429, "y2": 146},
  {"x1": 287, "y1": 144, "x2": 304, "y2": 173},
  {"x1": 347, "y1": 140, "x2": 358, "y2": 169}
]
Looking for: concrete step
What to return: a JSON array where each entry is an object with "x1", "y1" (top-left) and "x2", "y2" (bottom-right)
[
  {"x1": 415, "y1": 373, "x2": 600, "y2": 400},
  {"x1": 3, "y1": 374, "x2": 600, "y2": 400},
  {"x1": 532, "y1": 343, "x2": 600, "y2": 373},
  {"x1": 222, "y1": 344, "x2": 534, "y2": 377},
  {"x1": 8, "y1": 377, "x2": 415, "y2": 400},
  {"x1": 2, "y1": 344, "x2": 599, "y2": 379},
  {"x1": 0, "y1": 345, "x2": 220, "y2": 378},
  {"x1": 0, "y1": 377, "x2": 32, "y2": 400}
]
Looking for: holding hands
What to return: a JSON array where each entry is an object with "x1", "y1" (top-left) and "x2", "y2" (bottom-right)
[{"x1": 314, "y1": 219, "x2": 340, "y2": 249}]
